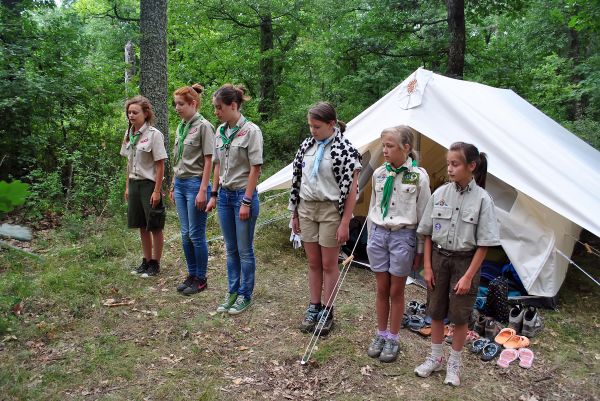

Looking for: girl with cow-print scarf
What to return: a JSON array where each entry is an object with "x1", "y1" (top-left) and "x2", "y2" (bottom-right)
[{"x1": 289, "y1": 102, "x2": 362, "y2": 336}]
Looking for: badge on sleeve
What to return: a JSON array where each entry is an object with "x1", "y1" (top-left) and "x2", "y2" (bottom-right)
[{"x1": 402, "y1": 171, "x2": 419, "y2": 185}]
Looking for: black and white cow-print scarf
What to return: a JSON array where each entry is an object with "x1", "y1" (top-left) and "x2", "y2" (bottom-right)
[{"x1": 289, "y1": 128, "x2": 362, "y2": 216}]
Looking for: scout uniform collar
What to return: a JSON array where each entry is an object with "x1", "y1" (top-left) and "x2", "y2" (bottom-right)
[
  {"x1": 219, "y1": 115, "x2": 248, "y2": 150},
  {"x1": 380, "y1": 157, "x2": 420, "y2": 218},
  {"x1": 454, "y1": 177, "x2": 475, "y2": 193},
  {"x1": 175, "y1": 113, "x2": 203, "y2": 163},
  {"x1": 127, "y1": 122, "x2": 148, "y2": 149}
]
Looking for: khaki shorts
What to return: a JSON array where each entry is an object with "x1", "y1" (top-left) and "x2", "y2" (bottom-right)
[
  {"x1": 298, "y1": 199, "x2": 341, "y2": 248},
  {"x1": 127, "y1": 179, "x2": 165, "y2": 232},
  {"x1": 426, "y1": 248, "x2": 479, "y2": 325}
]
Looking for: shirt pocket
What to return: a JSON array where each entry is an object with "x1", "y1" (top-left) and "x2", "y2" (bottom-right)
[
  {"x1": 398, "y1": 183, "x2": 417, "y2": 203},
  {"x1": 136, "y1": 142, "x2": 152, "y2": 153},
  {"x1": 431, "y1": 206, "x2": 452, "y2": 237},
  {"x1": 461, "y1": 208, "x2": 480, "y2": 225}
]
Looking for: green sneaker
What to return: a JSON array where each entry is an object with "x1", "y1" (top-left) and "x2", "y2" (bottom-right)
[
  {"x1": 228, "y1": 295, "x2": 252, "y2": 315},
  {"x1": 217, "y1": 292, "x2": 237, "y2": 313}
]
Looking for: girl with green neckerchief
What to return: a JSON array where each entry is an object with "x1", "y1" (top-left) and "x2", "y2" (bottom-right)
[
  {"x1": 169, "y1": 84, "x2": 215, "y2": 295},
  {"x1": 365, "y1": 126, "x2": 431, "y2": 363}
]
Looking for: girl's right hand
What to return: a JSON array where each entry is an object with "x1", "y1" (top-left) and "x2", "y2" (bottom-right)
[
  {"x1": 206, "y1": 197, "x2": 216, "y2": 212},
  {"x1": 291, "y1": 215, "x2": 300, "y2": 234},
  {"x1": 169, "y1": 189, "x2": 175, "y2": 205},
  {"x1": 423, "y1": 266, "x2": 435, "y2": 290}
]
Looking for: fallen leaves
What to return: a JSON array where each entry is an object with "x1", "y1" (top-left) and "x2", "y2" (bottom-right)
[
  {"x1": 360, "y1": 365, "x2": 373, "y2": 376},
  {"x1": 102, "y1": 298, "x2": 135, "y2": 307}
]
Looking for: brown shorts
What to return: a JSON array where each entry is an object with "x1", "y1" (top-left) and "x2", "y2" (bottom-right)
[
  {"x1": 297, "y1": 199, "x2": 341, "y2": 248},
  {"x1": 127, "y1": 179, "x2": 165, "y2": 232},
  {"x1": 426, "y1": 249, "x2": 480, "y2": 325}
]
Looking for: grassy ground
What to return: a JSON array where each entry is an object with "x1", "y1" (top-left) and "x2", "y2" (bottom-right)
[{"x1": 1, "y1": 198, "x2": 599, "y2": 401}]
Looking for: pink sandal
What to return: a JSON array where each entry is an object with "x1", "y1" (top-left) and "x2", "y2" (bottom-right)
[
  {"x1": 518, "y1": 348, "x2": 535, "y2": 368},
  {"x1": 497, "y1": 348, "x2": 519, "y2": 368}
]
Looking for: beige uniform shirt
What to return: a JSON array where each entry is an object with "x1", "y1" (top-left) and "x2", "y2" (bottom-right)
[
  {"x1": 173, "y1": 113, "x2": 215, "y2": 179},
  {"x1": 213, "y1": 115, "x2": 263, "y2": 190},
  {"x1": 120, "y1": 123, "x2": 168, "y2": 181},
  {"x1": 368, "y1": 159, "x2": 431, "y2": 253},
  {"x1": 417, "y1": 179, "x2": 500, "y2": 252},
  {"x1": 299, "y1": 140, "x2": 341, "y2": 202}
]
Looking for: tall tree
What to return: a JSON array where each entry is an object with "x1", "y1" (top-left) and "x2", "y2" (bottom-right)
[
  {"x1": 445, "y1": 0, "x2": 465, "y2": 78},
  {"x1": 140, "y1": 0, "x2": 170, "y2": 186}
]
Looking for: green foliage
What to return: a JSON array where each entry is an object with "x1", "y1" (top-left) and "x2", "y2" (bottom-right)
[{"x1": 0, "y1": 180, "x2": 30, "y2": 213}]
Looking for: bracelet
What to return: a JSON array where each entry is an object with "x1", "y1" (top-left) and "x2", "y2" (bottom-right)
[
  {"x1": 242, "y1": 195, "x2": 252, "y2": 203},
  {"x1": 153, "y1": 190, "x2": 160, "y2": 194},
  {"x1": 211, "y1": 191, "x2": 218, "y2": 198},
  {"x1": 241, "y1": 199, "x2": 252, "y2": 207}
]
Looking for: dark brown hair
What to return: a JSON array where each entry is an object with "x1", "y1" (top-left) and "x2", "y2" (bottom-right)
[
  {"x1": 449, "y1": 141, "x2": 488, "y2": 188},
  {"x1": 308, "y1": 102, "x2": 346, "y2": 133},
  {"x1": 213, "y1": 84, "x2": 250, "y2": 109},
  {"x1": 381, "y1": 125, "x2": 418, "y2": 163},
  {"x1": 124, "y1": 96, "x2": 155, "y2": 143},
  {"x1": 173, "y1": 83, "x2": 204, "y2": 110}
]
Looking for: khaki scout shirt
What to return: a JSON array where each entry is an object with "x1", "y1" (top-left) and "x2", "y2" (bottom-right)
[
  {"x1": 120, "y1": 123, "x2": 168, "y2": 181},
  {"x1": 417, "y1": 178, "x2": 500, "y2": 252},
  {"x1": 173, "y1": 113, "x2": 215, "y2": 179},
  {"x1": 368, "y1": 158, "x2": 431, "y2": 253},
  {"x1": 213, "y1": 115, "x2": 263, "y2": 190},
  {"x1": 299, "y1": 140, "x2": 341, "y2": 202}
]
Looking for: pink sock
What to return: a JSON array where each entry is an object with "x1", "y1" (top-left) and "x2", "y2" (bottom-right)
[{"x1": 378, "y1": 329, "x2": 389, "y2": 338}]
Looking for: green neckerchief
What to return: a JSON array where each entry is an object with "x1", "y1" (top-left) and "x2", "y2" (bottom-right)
[
  {"x1": 175, "y1": 113, "x2": 202, "y2": 163},
  {"x1": 218, "y1": 116, "x2": 248, "y2": 150},
  {"x1": 127, "y1": 125, "x2": 142, "y2": 149},
  {"x1": 380, "y1": 162, "x2": 408, "y2": 218}
]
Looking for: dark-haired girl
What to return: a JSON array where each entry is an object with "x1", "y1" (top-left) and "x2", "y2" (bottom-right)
[
  {"x1": 169, "y1": 84, "x2": 215, "y2": 295},
  {"x1": 289, "y1": 102, "x2": 362, "y2": 335},
  {"x1": 206, "y1": 84, "x2": 263, "y2": 315},
  {"x1": 414, "y1": 142, "x2": 500, "y2": 387},
  {"x1": 120, "y1": 96, "x2": 168, "y2": 277}
]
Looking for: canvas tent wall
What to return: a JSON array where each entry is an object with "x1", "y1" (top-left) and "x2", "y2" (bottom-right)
[{"x1": 257, "y1": 68, "x2": 600, "y2": 297}]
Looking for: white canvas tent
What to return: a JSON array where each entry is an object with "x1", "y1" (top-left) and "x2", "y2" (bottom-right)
[{"x1": 257, "y1": 68, "x2": 600, "y2": 297}]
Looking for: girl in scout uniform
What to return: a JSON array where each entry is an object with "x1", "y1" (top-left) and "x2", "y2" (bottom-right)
[
  {"x1": 121, "y1": 96, "x2": 168, "y2": 277},
  {"x1": 414, "y1": 142, "x2": 500, "y2": 386},
  {"x1": 289, "y1": 102, "x2": 362, "y2": 336},
  {"x1": 169, "y1": 84, "x2": 215, "y2": 295},
  {"x1": 205, "y1": 84, "x2": 263, "y2": 315},
  {"x1": 366, "y1": 126, "x2": 431, "y2": 363}
]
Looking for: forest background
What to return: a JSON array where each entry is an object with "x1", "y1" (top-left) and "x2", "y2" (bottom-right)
[{"x1": 1, "y1": 0, "x2": 599, "y2": 221}]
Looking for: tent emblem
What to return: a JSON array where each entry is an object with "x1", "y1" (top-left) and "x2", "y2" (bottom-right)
[{"x1": 407, "y1": 78, "x2": 417, "y2": 94}]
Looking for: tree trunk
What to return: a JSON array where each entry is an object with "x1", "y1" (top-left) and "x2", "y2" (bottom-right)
[
  {"x1": 258, "y1": 13, "x2": 275, "y2": 122},
  {"x1": 445, "y1": 0, "x2": 465, "y2": 79},
  {"x1": 139, "y1": 0, "x2": 170, "y2": 187}
]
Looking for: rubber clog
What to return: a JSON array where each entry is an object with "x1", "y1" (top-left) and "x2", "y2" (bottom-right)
[
  {"x1": 408, "y1": 315, "x2": 426, "y2": 332},
  {"x1": 480, "y1": 342, "x2": 502, "y2": 361},
  {"x1": 470, "y1": 338, "x2": 490, "y2": 354},
  {"x1": 494, "y1": 328, "x2": 517, "y2": 345},
  {"x1": 503, "y1": 335, "x2": 530, "y2": 349},
  {"x1": 418, "y1": 326, "x2": 432, "y2": 337},
  {"x1": 497, "y1": 348, "x2": 519, "y2": 368},
  {"x1": 518, "y1": 348, "x2": 535, "y2": 368}
]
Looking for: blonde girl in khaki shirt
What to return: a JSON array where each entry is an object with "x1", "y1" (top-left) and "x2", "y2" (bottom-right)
[{"x1": 121, "y1": 96, "x2": 167, "y2": 277}]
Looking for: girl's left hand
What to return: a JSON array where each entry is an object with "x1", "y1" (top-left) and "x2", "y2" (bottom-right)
[
  {"x1": 454, "y1": 275, "x2": 472, "y2": 295},
  {"x1": 239, "y1": 204, "x2": 250, "y2": 221},
  {"x1": 412, "y1": 254, "x2": 423, "y2": 271},
  {"x1": 195, "y1": 190, "x2": 207, "y2": 211},
  {"x1": 150, "y1": 191, "x2": 161, "y2": 208},
  {"x1": 336, "y1": 222, "x2": 349, "y2": 245}
]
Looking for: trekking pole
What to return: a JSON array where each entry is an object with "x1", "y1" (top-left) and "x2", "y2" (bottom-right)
[{"x1": 300, "y1": 216, "x2": 369, "y2": 365}]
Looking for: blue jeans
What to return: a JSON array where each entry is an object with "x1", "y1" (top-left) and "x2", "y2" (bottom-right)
[
  {"x1": 217, "y1": 188, "x2": 259, "y2": 299},
  {"x1": 174, "y1": 177, "x2": 211, "y2": 279}
]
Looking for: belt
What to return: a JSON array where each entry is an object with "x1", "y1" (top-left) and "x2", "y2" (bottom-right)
[
  {"x1": 373, "y1": 224, "x2": 416, "y2": 232},
  {"x1": 433, "y1": 243, "x2": 475, "y2": 257}
]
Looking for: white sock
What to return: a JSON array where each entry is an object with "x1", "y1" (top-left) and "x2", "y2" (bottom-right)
[
  {"x1": 449, "y1": 348, "x2": 462, "y2": 363},
  {"x1": 431, "y1": 343, "x2": 443, "y2": 359}
]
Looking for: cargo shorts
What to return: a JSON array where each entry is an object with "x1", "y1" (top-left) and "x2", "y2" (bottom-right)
[{"x1": 127, "y1": 179, "x2": 166, "y2": 232}]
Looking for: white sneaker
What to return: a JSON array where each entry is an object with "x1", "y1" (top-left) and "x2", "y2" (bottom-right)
[
  {"x1": 444, "y1": 358, "x2": 461, "y2": 386},
  {"x1": 414, "y1": 355, "x2": 445, "y2": 377}
]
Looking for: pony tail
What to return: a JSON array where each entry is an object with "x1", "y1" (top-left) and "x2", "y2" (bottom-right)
[
  {"x1": 409, "y1": 150, "x2": 418, "y2": 165},
  {"x1": 191, "y1": 83, "x2": 204, "y2": 95},
  {"x1": 337, "y1": 120, "x2": 346, "y2": 133},
  {"x1": 125, "y1": 122, "x2": 132, "y2": 143},
  {"x1": 475, "y1": 152, "x2": 488, "y2": 188}
]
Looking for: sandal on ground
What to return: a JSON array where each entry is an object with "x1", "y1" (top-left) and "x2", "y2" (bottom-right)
[
  {"x1": 503, "y1": 335, "x2": 530, "y2": 349},
  {"x1": 418, "y1": 326, "x2": 432, "y2": 337},
  {"x1": 408, "y1": 315, "x2": 426, "y2": 332},
  {"x1": 470, "y1": 338, "x2": 490, "y2": 354},
  {"x1": 494, "y1": 328, "x2": 517, "y2": 345},
  {"x1": 465, "y1": 330, "x2": 480, "y2": 344},
  {"x1": 407, "y1": 300, "x2": 421, "y2": 315},
  {"x1": 481, "y1": 342, "x2": 502, "y2": 361},
  {"x1": 497, "y1": 348, "x2": 519, "y2": 368},
  {"x1": 518, "y1": 348, "x2": 535, "y2": 368},
  {"x1": 401, "y1": 313, "x2": 409, "y2": 329}
]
